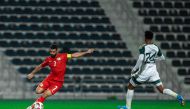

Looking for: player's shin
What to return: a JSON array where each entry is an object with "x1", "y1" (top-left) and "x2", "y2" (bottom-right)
[
  {"x1": 163, "y1": 89, "x2": 177, "y2": 98},
  {"x1": 163, "y1": 89, "x2": 185, "y2": 106},
  {"x1": 36, "y1": 96, "x2": 46, "y2": 103},
  {"x1": 126, "y1": 89, "x2": 134, "y2": 109},
  {"x1": 36, "y1": 89, "x2": 52, "y2": 103}
]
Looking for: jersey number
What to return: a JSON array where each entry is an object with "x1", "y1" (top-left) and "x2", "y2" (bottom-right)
[
  {"x1": 53, "y1": 61, "x2": 56, "y2": 67},
  {"x1": 145, "y1": 53, "x2": 156, "y2": 63}
]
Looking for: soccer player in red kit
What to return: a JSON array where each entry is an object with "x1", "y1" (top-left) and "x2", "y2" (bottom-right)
[{"x1": 26, "y1": 44, "x2": 94, "y2": 109}]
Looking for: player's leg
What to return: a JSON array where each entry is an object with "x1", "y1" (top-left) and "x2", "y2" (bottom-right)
[
  {"x1": 35, "y1": 89, "x2": 52, "y2": 103},
  {"x1": 36, "y1": 80, "x2": 63, "y2": 103},
  {"x1": 36, "y1": 85, "x2": 46, "y2": 94},
  {"x1": 118, "y1": 82, "x2": 135, "y2": 109},
  {"x1": 150, "y1": 72, "x2": 185, "y2": 106},
  {"x1": 125, "y1": 82, "x2": 135, "y2": 109},
  {"x1": 118, "y1": 71, "x2": 146, "y2": 109},
  {"x1": 26, "y1": 89, "x2": 50, "y2": 109},
  {"x1": 156, "y1": 84, "x2": 185, "y2": 106},
  {"x1": 34, "y1": 86, "x2": 47, "y2": 104},
  {"x1": 124, "y1": 76, "x2": 142, "y2": 109},
  {"x1": 36, "y1": 77, "x2": 50, "y2": 94},
  {"x1": 26, "y1": 80, "x2": 49, "y2": 109},
  {"x1": 156, "y1": 84, "x2": 177, "y2": 97},
  {"x1": 35, "y1": 80, "x2": 50, "y2": 103}
]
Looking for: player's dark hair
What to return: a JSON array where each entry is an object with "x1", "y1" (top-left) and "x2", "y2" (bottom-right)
[
  {"x1": 145, "y1": 31, "x2": 153, "y2": 40},
  {"x1": 50, "y1": 44, "x2": 58, "y2": 50}
]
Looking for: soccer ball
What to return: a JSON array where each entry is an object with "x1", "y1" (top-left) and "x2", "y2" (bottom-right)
[{"x1": 31, "y1": 102, "x2": 44, "y2": 109}]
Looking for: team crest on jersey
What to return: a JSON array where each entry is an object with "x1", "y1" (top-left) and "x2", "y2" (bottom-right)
[{"x1": 57, "y1": 57, "x2": 61, "y2": 61}]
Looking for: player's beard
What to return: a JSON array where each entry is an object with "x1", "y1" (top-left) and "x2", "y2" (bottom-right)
[{"x1": 51, "y1": 54, "x2": 57, "y2": 58}]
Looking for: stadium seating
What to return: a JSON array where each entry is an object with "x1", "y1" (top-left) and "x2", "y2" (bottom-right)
[
  {"x1": 132, "y1": 0, "x2": 190, "y2": 86},
  {"x1": 0, "y1": 0, "x2": 156, "y2": 94}
]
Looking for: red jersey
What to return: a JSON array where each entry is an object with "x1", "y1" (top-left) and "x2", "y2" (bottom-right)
[{"x1": 41, "y1": 53, "x2": 71, "y2": 82}]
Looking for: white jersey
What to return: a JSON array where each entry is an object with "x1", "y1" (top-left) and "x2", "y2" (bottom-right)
[
  {"x1": 139, "y1": 44, "x2": 162, "y2": 64},
  {"x1": 130, "y1": 44, "x2": 164, "y2": 87}
]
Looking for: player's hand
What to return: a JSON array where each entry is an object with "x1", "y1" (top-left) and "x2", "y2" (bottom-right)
[
  {"x1": 131, "y1": 68, "x2": 138, "y2": 77},
  {"x1": 131, "y1": 72, "x2": 138, "y2": 77},
  {"x1": 27, "y1": 73, "x2": 34, "y2": 80},
  {"x1": 87, "y1": 48, "x2": 95, "y2": 54},
  {"x1": 131, "y1": 68, "x2": 138, "y2": 74}
]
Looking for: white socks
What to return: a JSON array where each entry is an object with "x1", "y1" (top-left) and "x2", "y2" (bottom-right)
[
  {"x1": 163, "y1": 89, "x2": 178, "y2": 98},
  {"x1": 126, "y1": 88, "x2": 177, "y2": 109},
  {"x1": 126, "y1": 89, "x2": 134, "y2": 109}
]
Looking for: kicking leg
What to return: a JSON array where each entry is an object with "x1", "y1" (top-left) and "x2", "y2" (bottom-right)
[
  {"x1": 36, "y1": 83, "x2": 62, "y2": 103},
  {"x1": 26, "y1": 86, "x2": 47, "y2": 109},
  {"x1": 35, "y1": 81, "x2": 50, "y2": 103},
  {"x1": 26, "y1": 79, "x2": 50, "y2": 109},
  {"x1": 26, "y1": 89, "x2": 52, "y2": 109},
  {"x1": 36, "y1": 89, "x2": 52, "y2": 103},
  {"x1": 156, "y1": 85, "x2": 185, "y2": 106}
]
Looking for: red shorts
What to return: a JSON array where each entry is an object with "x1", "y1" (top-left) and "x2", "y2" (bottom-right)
[{"x1": 38, "y1": 77, "x2": 64, "y2": 95}]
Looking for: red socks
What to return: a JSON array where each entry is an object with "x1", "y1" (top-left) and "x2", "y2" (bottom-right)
[{"x1": 36, "y1": 96, "x2": 46, "y2": 103}]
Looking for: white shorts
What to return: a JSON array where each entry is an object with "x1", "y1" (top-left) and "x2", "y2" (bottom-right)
[{"x1": 130, "y1": 64, "x2": 162, "y2": 87}]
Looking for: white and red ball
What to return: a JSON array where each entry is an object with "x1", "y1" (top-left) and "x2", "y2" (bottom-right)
[{"x1": 31, "y1": 102, "x2": 44, "y2": 109}]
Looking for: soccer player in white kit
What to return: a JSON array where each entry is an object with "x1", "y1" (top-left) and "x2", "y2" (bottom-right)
[{"x1": 120, "y1": 31, "x2": 185, "y2": 109}]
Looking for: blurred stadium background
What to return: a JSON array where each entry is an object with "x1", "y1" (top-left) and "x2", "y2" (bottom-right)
[{"x1": 0, "y1": 0, "x2": 189, "y2": 109}]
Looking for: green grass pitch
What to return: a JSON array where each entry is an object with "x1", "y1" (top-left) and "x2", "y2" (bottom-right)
[{"x1": 0, "y1": 100, "x2": 188, "y2": 109}]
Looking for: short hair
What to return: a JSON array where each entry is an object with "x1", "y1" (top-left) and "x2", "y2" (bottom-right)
[
  {"x1": 145, "y1": 31, "x2": 153, "y2": 40},
  {"x1": 50, "y1": 44, "x2": 58, "y2": 50}
]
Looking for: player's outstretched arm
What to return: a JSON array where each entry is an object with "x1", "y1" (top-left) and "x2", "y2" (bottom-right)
[
  {"x1": 71, "y1": 48, "x2": 95, "y2": 58},
  {"x1": 27, "y1": 64, "x2": 43, "y2": 80}
]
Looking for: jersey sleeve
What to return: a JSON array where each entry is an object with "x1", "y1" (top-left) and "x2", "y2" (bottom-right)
[
  {"x1": 157, "y1": 47, "x2": 162, "y2": 57},
  {"x1": 41, "y1": 58, "x2": 49, "y2": 67},
  {"x1": 139, "y1": 45, "x2": 145, "y2": 54},
  {"x1": 132, "y1": 54, "x2": 144, "y2": 72}
]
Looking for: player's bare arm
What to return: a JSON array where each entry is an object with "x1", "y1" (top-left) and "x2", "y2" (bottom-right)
[
  {"x1": 71, "y1": 48, "x2": 95, "y2": 58},
  {"x1": 27, "y1": 64, "x2": 43, "y2": 80}
]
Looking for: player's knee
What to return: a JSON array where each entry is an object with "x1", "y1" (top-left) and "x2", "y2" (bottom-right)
[
  {"x1": 159, "y1": 89, "x2": 164, "y2": 94},
  {"x1": 128, "y1": 83, "x2": 135, "y2": 90},
  {"x1": 43, "y1": 90, "x2": 53, "y2": 98},
  {"x1": 156, "y1": 85, "x2": 164, "y2": 94},
  {"x1": 47, "y1": 92, "x2": 52, "y2": 96},
  {"x1": 36, "y1": 89, "x2": 43, "y2": 94},
  {"x1": 157, "y1": 88, "x2": 164, "y2": 94}
]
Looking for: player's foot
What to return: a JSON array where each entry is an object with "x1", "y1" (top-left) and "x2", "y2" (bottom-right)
[
  {"x1": 177, "y1": 95, "x2": 185, "y2": 106},
  {"x1": 118, "y1": 105, "x2": 128, "y2": 109}
]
